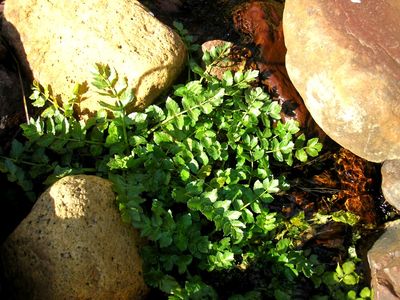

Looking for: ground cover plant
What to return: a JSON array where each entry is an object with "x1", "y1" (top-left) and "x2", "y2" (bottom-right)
[{"x1": 0, "y1": 25, "x2": 372, "y2": 299}]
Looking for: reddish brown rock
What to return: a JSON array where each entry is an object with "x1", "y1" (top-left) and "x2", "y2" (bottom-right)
[
  {"x1": 283, "y1": 0, "x2": 400, "y2": 162},
  {"x1": 232, "y1": 1, "x2": 324, "y2": 138}
]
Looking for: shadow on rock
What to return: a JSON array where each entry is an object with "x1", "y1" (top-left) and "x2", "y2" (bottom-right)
[{"x1": 0, "y1": 175, "x2": 148, "y2": 300}]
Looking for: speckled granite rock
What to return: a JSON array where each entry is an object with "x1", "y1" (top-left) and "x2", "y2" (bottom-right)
[
  {"x1": 1, "y1": 175, "x2": 148, "y2": 299},
  {"x1": 283, "y1": 0, "x2": 400, "y2": 162},
  {"x1": 1, "y1": 0, "x2": 186, "y2": 115}
]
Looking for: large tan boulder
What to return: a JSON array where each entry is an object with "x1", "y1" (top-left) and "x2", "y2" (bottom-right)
[
  {"x1": 1, "y1": 175, "x2": 148, "y2": 299},
  {"x1": 283, "y1": 0, "x2": 400, "y2": 162},
  {"x1": 1, "y1": 0, "x2": 186, "y2": 114}
]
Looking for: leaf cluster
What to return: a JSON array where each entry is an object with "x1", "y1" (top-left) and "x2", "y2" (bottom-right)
[{"x1": 0, "y1": 41, "x2": 369, "y2": 299}]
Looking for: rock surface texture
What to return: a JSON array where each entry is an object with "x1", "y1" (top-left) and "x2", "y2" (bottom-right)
[
  {"x1": 1, "y1": 175, "x2": 148, "y2": 300},
  {"x1": 1, "y1": 0, "x2": 186, "y2": 114},
  {"x1": 368, "y1": 220, "x2": 400, "y2": 300},
  {"x1": 382, "y1": 159, "x2": 400, "y2": 211},
  {"x1": 283, "y1": 0, "x2": 400, "y2": 162}
]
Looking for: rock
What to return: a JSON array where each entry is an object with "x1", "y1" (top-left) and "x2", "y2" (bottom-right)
[
  {"x1": 1, "y1": 175, "x2": 148, "y2": 299},
  {"x1": 368, "y1": 220, "x2": 400, "y2": 300},
  {"x1": 283, "y1": 0, "x2": 400, "y2": 162},
  {"x1": 232, "y1": 1, "x2": 324, "y2": 138},
  {"x1": 1, "y1": 0, "x2": 186, "y2": 115},
  {"x1": 382, "y1": 160, "x2": 400, "y2": 211},
  {"x1": 0, "y1": 63, "x2": 25, "y2": 140}
]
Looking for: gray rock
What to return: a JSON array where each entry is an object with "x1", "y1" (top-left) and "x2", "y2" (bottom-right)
[
  {"x1": 283, "y1": 0, "x2": 400, "y2": 162},
  {"x1": 2, "y1": 0, "x2": 186, "y2": 115},
  {"x1": 1, "y1": 175, "x2": 148, "y2": 300},
  {"x1": 382, "y1": 160, "x2": 400, "y2": 211},
  {"x1": 368, "y1": 220, "x2": 400, "y2": 300}
]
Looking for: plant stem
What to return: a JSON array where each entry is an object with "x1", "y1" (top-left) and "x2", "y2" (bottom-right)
[
  {"x1": 148, "y1": 92, "x2": 225, "y2": 134},
  {"x1": 0, "y1": 155, "x2": 46, "y2": 167}
]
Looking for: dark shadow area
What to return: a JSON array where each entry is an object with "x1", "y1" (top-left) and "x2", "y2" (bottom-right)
[
  {"x1": 139, "y1": 0, "x2": 242, "y2": 45},
  {"x1": 0, "y1": 174, "x2": 33, "y2": 299},
  {"x1": 0, "y1": 6, "x2": 36, "y2": 299},
  {"x1": 0, "y1": 34, "x2": 34, "y2": 147}
]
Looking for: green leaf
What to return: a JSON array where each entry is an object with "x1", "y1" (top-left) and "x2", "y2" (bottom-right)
[
  {"x1": 202, "y1": 189, "x2": 218, "y2": 203},
  {"x1": 225, "y1": 211, "x2": 241, "y2": 220},
  {"x1": 267, "y1": 101, "x2": 282, "y2": 119},
  {"x1": 159, "y1": 233, "x2": 173, "y2": 248},
  {"x1": 189, "y1": 60, "x2": 205, "y2": 77},
  {"x1": 223, "y1": 70, "x2": 233, "y2": 86},
  {"x1": 187, "y1": 197, "x2": 202, "y2": 211},
  {"x1": 347, "y1": 290, "x2": 357, "y2": 300},
  {"x1": 250, "y1": 202, "x2": 262, "y2": 214},
  {"x1": 323, "y1": 272, "x2": 340, "y2": 286},
  {"x1": 186, "y1": 81, "x2": 203, "y2": 95},
  {"x1": 180, "y1": 168, "x2": 190, "y2": 181},
  {"x1": 295, "y1": 148, "x2": 308, "y2": 162},
  {"x1": 173, "y1": 21, "x2": 184, "y2": 32},
  {"x1": 342, "y1": 261, "x2": 356, "y2": 275},
  {"x1": 253, "y1": 180, "x2": 264, "y2": 196},
  {"x1": 343, "y1": 274, "x2": 358, "y2": 285},
  {"x1": 359, "y1": 287, "x2": 371, "y2": 298},
  {"x1": 241, "y1": 208, "x2": 254, "y2": 223},
  {"x1": 41, "y1": 106, "x2": 57, "y2": 118},
  {"x1": 159, "y1": 275, "x2": 181, "y2": 294},
  {"x1": 336, "y1": 263, "x2": 344, "y2": 278},
  {"x1": 306, "y1": 147, "x2": 319, "y2": 157},
  {"x1": 166, "y1": 97, "x2": 181, "y2": 118},
  {"x1": 10, "y1": 140, "x2": 24, "y2": 159},
  {"x1": 209, "y1": 250, "x2": 234, "y2": 270},
  {"x1": 332, "y1": 211, "x2": 359, "y2": 226},
  {"x1": 31, "y1": 95, "x2": 46, "y2": 107},
  {"x1": 154, "y1": 132, "x2": 173, "y2": 145},
  {"x1": 274, "y1": 289, "x2": 292, "y2": 300},
  {"x1": 176, "y1": 255, "x2": 192, "y2": 274},
  {"x1": 20, "y1": 122, "x2": 41, "y2": 141},
  {"x1": 145, "y1": 105, "x2": 166, "y2": 123},
  {"x1": 105, "y1": 122, "x2": 122, "y2": 145},
  {"x1": 263, "y1": 178, "x2": 280, "y2": 194},
  {"x1": 305, "y1": 138, "x2": 322, "y2": 157}
]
